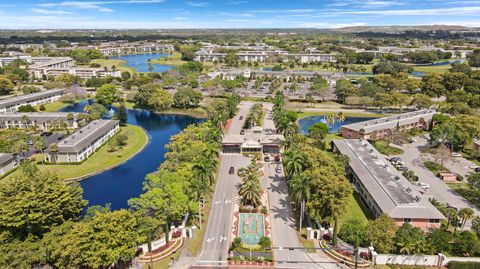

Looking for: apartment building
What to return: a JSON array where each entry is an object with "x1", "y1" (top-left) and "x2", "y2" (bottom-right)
[
  {"x1": 0, "y1": 89, "x2": 66, "y2": 113},
  {"x1": 333, "y1": 139, "x2": 445, "y2": 230},
  {"x1": 341, "y1": 110, "x2": 435, "y2": 139},
  {"x1": 31, "y1": 67, "x2": 121, "y2": 80},
  {"x1": 48, "y1": 119, "x2": 120, "y2": 163},
  {"x1": 0, "y1": 56, "x2": 73, "y2": 68},
  {"x1": 0, "y1": 112, "x2": 86, "y2": 131}
]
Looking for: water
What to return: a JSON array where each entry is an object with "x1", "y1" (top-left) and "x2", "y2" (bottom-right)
[
  {"x1": 110, "y1": 53, "x2": 173, "y2": 73},
  {"x1": 298, "y1": 116, "x2": 375, "y2": 134},
  {"x1": 59, "y1": 100, "x2": 203, "y2": 210}
]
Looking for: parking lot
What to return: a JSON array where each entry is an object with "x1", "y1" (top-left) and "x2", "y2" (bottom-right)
[{"x1": 394, "y1": 136, "x2": 480, "y2": 229}]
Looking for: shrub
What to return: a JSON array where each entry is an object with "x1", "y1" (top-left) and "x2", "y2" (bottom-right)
[
  {"x1": 259, "y1": 236, "x2": 271, "y2": 249},
  {"x1": 448, "y1": 261, "x2": 480, "y2": 269},
  {"x1": 231, "y1": 237, "x2": 243, "y2": 250},
  {"x1": 359, "y1": 251, "x2": 371, "y2": 260},
  {"x1": 39, "y1": 104, "x2": 46, "y2": 111},
  {"x1": 261, "y1": 206, "x2": 268, "y2": 215}
]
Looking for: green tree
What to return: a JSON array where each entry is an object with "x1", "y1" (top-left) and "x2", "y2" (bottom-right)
[
  {"x1": 339, "y1": 218, "x2": 368, "y2": 247},
  {"x1": 173, "y1": 86, "x2": 203, "y2": 109},
  {"x1": 410, "y1": 93, "x2": 433, "y2": 109},
  {"x1": 421, "y1": 73, "x2": 447, "y2": 97},
  {"x1": 84, "y1": 103, "x2": 108, "y2": 120},
  {"x1": 394, "y1": 223, "x2": 428, "y2": 254},
  {"x1": 148, "y1": 89, "x2": 173, "y2": 111},
  {"x1": 307, "y1": 122, "x2": 329, "y2": 149},
  {"x1": 17, "y1": 104, "x2": 37, "y2": 112},
  {"x1": 0, "y1": 76, "x2": 15, "y2": 95},
  {"x1": 0, "y1": 167, "x2": 86, "y2": 237},
  {"x1": 458, "y1": 208, "x2": 474, "y2": 229},
  {"x1": 283, "y1": 149, "x2": 306, "y2": 178},
  {"x1": 114, "y1": 101, "x2": 128, "y2": 126},
  {"x1": 259, "y1": 236, "x2": 272, "y2": 249},
  {"x1": 289, "y1": 174, "x2": 311, "y2": 231},
  {"x1": 96, "y1": 84, "x2": 118, "y2": 105},
  {"x1": 366, "y1": 215, "x2": 398, "y2": 253}
]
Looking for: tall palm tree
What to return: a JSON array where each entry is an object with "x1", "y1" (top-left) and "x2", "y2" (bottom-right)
[
  {"x1": 283, "y1": 149, "x2": 306, "y2": 178},
  {"x1": 336, "y1": 112, "x2": 345, "y2": 123},
  {"x1": 289, "y1": 174, "x2": 311, "y2": 231},
  {"x1": 191, "y1": 178, "x2": 210, "y2": 229},
  {"x1": 193, "y1": 159, "x2": 215, "y2": 186},
  {"x1": 458, "y1": 208, "x2": 474, "y2": 229},
  {"x1": 326, "y1": 114, "x2": 336, "y2": 125}
]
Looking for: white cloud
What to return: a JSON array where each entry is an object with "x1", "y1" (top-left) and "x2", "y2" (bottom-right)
[
  {"x1": 31, "y1": 9, "x2": 74, "y2": 15},
  {"x1": 185, "y1": 1, "x2": 210, "y2": 7},
  {"x1": 37, "y1": 0, "x2": 166, "y2": 12}
]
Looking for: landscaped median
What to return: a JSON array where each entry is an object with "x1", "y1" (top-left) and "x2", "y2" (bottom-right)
[{"x1": 33, "y1": 124, "x2": 149, "y2": 181}]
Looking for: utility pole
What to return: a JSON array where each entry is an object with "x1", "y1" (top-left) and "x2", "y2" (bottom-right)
[{"x1": 354, "y1": 247, "x2": 359, "y2": 269}]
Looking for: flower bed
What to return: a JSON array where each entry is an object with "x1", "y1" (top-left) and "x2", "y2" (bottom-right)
[{"x1": 319, "y1": 240, "x2": 371, "y2": 268}]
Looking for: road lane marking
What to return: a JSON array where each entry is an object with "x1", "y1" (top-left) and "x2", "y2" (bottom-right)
[{"x1": 207, "y1": 237, "x2": 215, "y2": 242}]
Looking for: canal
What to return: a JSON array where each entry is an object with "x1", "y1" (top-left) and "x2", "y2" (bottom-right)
[{"x1": 60, "y1": 100, "x2": 202, "y2": 210}]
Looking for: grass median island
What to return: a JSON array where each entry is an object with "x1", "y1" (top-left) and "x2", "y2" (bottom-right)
[
  {"x1": 371, "y1": 140, "x2": 404, "y2": 156},
  {"x1": 35, "y1": 124, "x2": 148, "y2": 181}
]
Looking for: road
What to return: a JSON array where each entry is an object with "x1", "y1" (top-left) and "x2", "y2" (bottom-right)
[
  {"x1": 193, "y1": 102, "x2": 252, "y2": 268},
  {"x1": 262, "y1": 104, "x2": 336, "y2": 269},
  {"x1": 396, "y1": 136, "x2": 480, "y2": 229}
]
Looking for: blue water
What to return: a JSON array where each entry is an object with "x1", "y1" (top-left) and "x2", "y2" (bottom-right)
[
  {"x1": 59, "y1": 100, "x2": 202, "y2": 210},
  {"x1": 110, "y1": 53, "x2": 173, "y2": 73},
  {"x1": 298, "y1": 116, "x2": 374, "y2": 134}
]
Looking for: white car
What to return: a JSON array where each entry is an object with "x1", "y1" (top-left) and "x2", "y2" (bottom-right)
[
  {"x1": 418, "y1": 182, "x2": 430, "y2": 190},
  {"x1": 452, "y1": 152, "x2": 462, "y2": 158}
]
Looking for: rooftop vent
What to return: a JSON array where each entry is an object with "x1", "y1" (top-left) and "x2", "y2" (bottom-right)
[
  {"x1": 415, "y1": 196, "x2": 421, "y2": 202},
  {"x1": 79, "y1": 131, "x2": 83, "y2": 134}
]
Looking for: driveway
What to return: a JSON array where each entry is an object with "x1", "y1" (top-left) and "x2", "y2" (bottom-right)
[{"x1": 396, "y1": 136, "x2": 480, "y2": 229}]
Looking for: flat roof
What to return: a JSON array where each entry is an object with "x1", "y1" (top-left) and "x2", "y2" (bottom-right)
[
  {"x1": 333, "y1": 139, "x2": 445, "y2": 220},
  {"x1": 0, "y1": 89, "x2": 66, "y2": 109},
  {"x1": 57, "y1": 119, "x2": 119, "y2": 153},
  {"x1": 0, "y1": 112, "x2": 83, "y2": 123},
  {"x1": 342, "y1": 109, "x2": 435, "y2": 133}
]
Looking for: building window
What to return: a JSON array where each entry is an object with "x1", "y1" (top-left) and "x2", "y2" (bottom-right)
[
  {"x1": 429, "y1": 219, "x2": 440, "y2": 223},
  {"x1": 404, "y1": 218, "x2": 412, "y2": 223}
]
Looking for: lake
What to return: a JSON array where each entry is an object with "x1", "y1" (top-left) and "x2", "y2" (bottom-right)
[
  {"x1": 298, "y1": 116, "x2": 374, "y2": 134},
  {"x1": 110, "y1": 53, "x2": 173, "y2": 73},
  {"x1": 59, "y1": 100, "x2": 202, "y2": 210}
]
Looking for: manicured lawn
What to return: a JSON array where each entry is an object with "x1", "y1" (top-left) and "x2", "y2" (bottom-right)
[
  {"x1": 35, "y1": 100, "x2": 70, "y2": 112},
  {"x1": 149, "y1": 51, "x2": 215, "y2": 68},
  {"x1": 446, "y1": 183, "x2": 480, "y2": 209},
  {"x1": 34, "y1": 124, "x2": 148, "y2": 181},
  {"x1": 324, "y1": 133, "x2": 344, "y2": 150},
  {"x1": 159, "y1": 107, "x2": 208, "y2": 118},
  {"x1": 423, "y1": 160, "x2": 448, "y2": 175},
  {"x1": 412, "y1": 64, "x2": 451, "y2": 74},
  {"x1": 371, "y1": 140, "x2": 404, "y2": 156},
  {"x1": 297, "y1": 110, "x2": 385, "y2": 119},
  {"x1": 90, "y1": 59, "x2": 136, "y2": 73},
  {"x1": 112, "y1": 100, "x2": 136, "y2": 109},
  {"x1": 339, "y1": 192, "x2": 374, "y2": 229}
]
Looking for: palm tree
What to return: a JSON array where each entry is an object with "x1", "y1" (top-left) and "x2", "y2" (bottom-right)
[
  {"x1": 191, "y1": 178, "x2": 210, "y2": 229},
  {"x1": 337, "y1": 112, "x2": 345, "y2": 123},
  {"x1": 289, "y1": 174, "x2": 311, "y2": 231},
  {"x1": 458, "y1": 208, "x2": 474, "y2": 229},
  {"x1": 193, "y1": 159, "x2": 215, "y2": 186},
  {"x1": 326, "y1": 114, "x2": 336, "y2": 125},
  {"x1": 283, "y1": 149, "x2": 306, "y2": 178},
  {"x1": 239, "y1": 180, "x2": 262, "y2": 207}
]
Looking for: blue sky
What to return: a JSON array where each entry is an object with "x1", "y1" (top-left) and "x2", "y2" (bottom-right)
[{"x1": 0, "y1": 0, "x2": 479, "y2": 29}]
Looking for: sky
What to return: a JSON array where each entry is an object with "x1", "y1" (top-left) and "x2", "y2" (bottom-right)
[{"x1": 0, "y1": 0, "x2": 479, "y2": 29}]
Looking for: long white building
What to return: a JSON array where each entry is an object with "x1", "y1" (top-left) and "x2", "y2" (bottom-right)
[
  {"x1": 0, "y1": 89, "x2": 66, "y2": 113},
  {"x1": 48, "y1": 119, "x2": 120, "y2": 163},
  {"x1": 0, "y1": 112, "x2": 86, "y2": 131}
]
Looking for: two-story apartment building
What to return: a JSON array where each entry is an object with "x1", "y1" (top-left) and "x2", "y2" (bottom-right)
[
  {"x1": 0, "y1": 89, "x2": 66, "y2": 113},
  {"x1": 333, "y1": 139, "x2": 445, "y2": 230},
  {"x1": 341, "y1": 110, "x2": 435, "y2": 140},
  {"x1": 0, "y1": 153, "x2": 18, "y2": 176},
  {"x1": 0, "y1": 112, "x2": 86, "y2": 131},
  {"x1": 48, "y1": 119, "x2": 120, "y2": 163}
]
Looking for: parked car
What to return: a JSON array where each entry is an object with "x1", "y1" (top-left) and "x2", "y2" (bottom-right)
[
  {"x1": 239, "y1": 116, "x2": 244, "y2": 120},
  {"x1": 475, "y1": 167, "x2": 480, "y2": 173},
  {"x1": 398, "y1": 166, "x2": 409, "y2": 172},
  {"x1": 229, "y1": 167, "x2": 235, "y2": 174},
  {"x1": 274, "y1": 155, "x2": 280, "y2": 162},
  {"x1": 393, "y1": 161, "x2": 405, "y2": 166},
  {"x1": 390, "y1": 157, "x2": 401, "y2": 162},
  {"x1": 264, "y1": 156, "x2": 270, "y2": 162},
  {"x1": 418, "y1": 182, "x2": 430, "y2": 190},
  {"x1": 275, "y1": 167, "x2": 282, "y2": 174},
  {"x1": 452, "y1": 152, "x2": 462, "y2": 158},
  {"x1": 240, "y1": 129, "x2": 245, "y2": 135},
  {"x1": 57, "y1": 134, "x2": 65, "y2": 140},
  {"x1": 41, "y1": 131, "x2": 53, "y2": 136}
]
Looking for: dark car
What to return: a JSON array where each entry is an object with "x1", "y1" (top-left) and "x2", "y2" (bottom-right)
[
  {"x1": 41, "y1": 131, "x2": 53, "y2": 137},
  {"x1": 264, "y1": 156, "x2": 270, "y2": 162},
  {"x1": 229, "y1": 167, "x2": 235, "y2": 174},
  {"x1": 240, "y1": 129, "x2": 245, "y2": 135},
  {"x1": 239, "y1": 116, "x2": 244, "y2": 120},
  {"x1": 398, "y1": 166, "x2": 409, "y2": 172},
  {"x1": 57, "y1": 134, "x2": 65, "y2": 140},
  {"x1": 274, "y1": 155, "x2": 280, "y2": 162},
  {"x1": 475, "y1": 167, "x2": 480, "y2": 173}
]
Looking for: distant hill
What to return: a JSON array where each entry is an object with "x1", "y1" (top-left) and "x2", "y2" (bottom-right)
[{"x1": 331, "y1": 25, "x2": 476, "y2": 33}]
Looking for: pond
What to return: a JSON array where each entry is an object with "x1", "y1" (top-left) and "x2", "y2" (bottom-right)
[
  {"x1": 59, "y1": 100, "x2": 203, "y2": 210},
  {"x1": 110, "y1": 53, "x2": 173, "y2": 73},
  {"x1": 298, "y1": 116, "x2": 375, "y2": 134}
]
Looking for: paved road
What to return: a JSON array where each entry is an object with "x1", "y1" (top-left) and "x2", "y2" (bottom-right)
[
  {"x1": 193, "y1": 102, "x2": 252, "y2": 268},
  {"x1": 262, "y1": 105, "x2": 336, "y2": 269},
  {"x1": 396, "y1": 137, "x2": 480, "y2": 229}
]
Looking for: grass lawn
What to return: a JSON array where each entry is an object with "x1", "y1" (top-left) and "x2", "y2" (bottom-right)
[
  {"x1": 34, "y1": 124, "x2": 148, "y2": 181},
  {"x1": 149, "y1": 51, "x2": 215, "y2": 69},
  {"x1": 152, "y1": 248, "x2": 182, "y2": 269},
  {"x1": 299, "y1": 229, "x2": 316, "y2": 253},
  {"x1": 324, "y1": 133, "x2": 344, "y2": 151},
  {"x1": 35, "y1": 100, "x2": 71, "y2": 112},
  {"x1": 423, "y1": 160, "x2": 448, "y2": 175},
  {"x1": 412, "y1": 64, "x2": 451, "y2": 74},
  {"x1": 90, "y1": 59, "x2": 136, "y2": 73},
  {"x1": 297, "y1": 110, "x2": 385, "y2": 119},
  {"x1": 371, "y1": 140, "x2": 404, "y2": 156},
  {"x1": 446, "y1": 182, "x2": 480, "y2": 209},
  {"x1": 159, "y1": 107, "x2": 208, "y2": 118},
  {"x1": 112, "y1": 100, "x2": 136, "y2": 109},
  {"x1": 339, "y1": 192, "x2": 374, "y2": 229}
]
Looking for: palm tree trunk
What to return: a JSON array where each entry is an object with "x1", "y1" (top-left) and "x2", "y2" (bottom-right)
[
  {"x1": 299, "y1": 200, "x2": 305, "y2": 231},
  {"x1": 198, "y1": 199, "x2": 203, "y2": 230}
]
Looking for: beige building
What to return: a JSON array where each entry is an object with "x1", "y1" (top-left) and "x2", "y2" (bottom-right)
[
  {"x1": 0, "y1": 153, "x2": 18, "y2": 176},
  {"x1": 0, "y1": 112, "x2": 86, "y2": 131},
  {"x1": 48, "y1": 120, "x2": 120, "y2": 163},
  {"x1": 0, "y1": 89, "x2": 66, "y2": 113}
]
